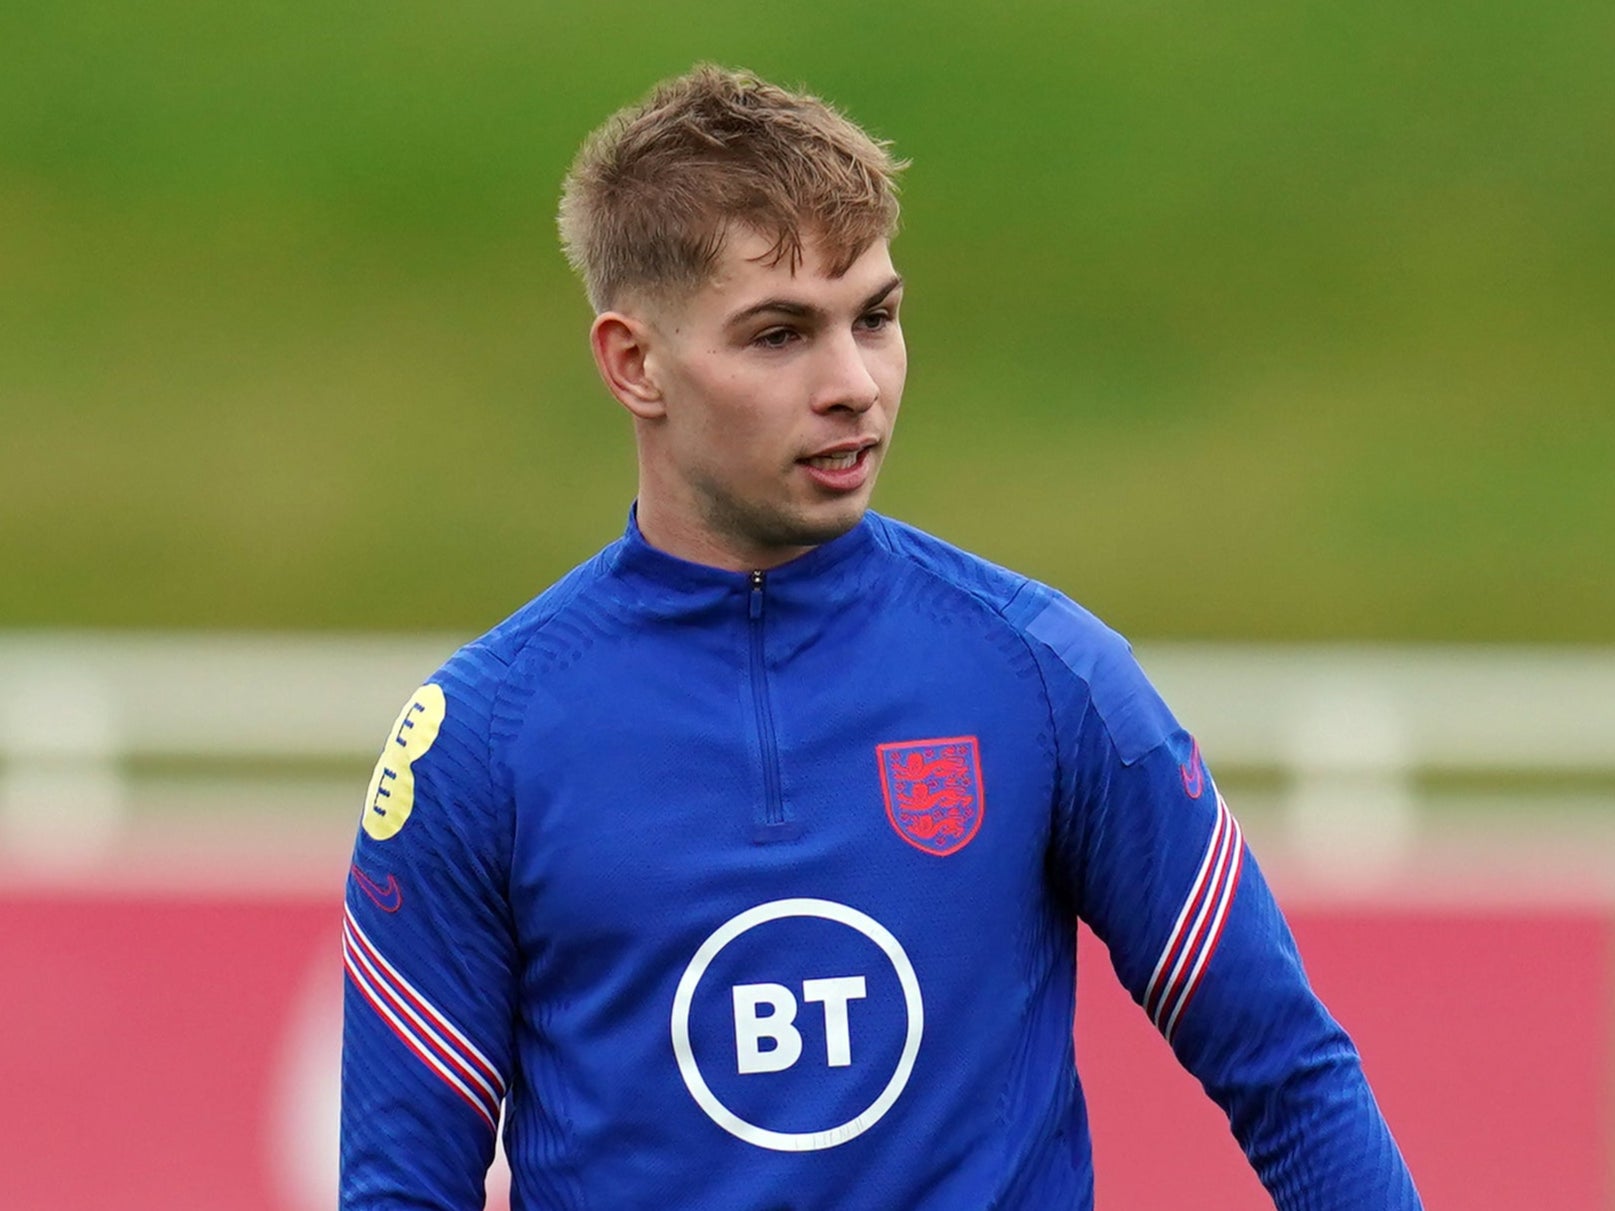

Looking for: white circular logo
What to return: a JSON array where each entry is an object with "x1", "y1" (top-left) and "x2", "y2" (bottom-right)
[{"x1": 669, "y1": 898, "x2": 924, "y2": 1152}]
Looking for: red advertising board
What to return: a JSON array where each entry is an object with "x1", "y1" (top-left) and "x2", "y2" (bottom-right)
[
  {"x1": 2, "y1": 891, "x2": 1609, "y2": 1208},
  {"x1": 1077, "y1": 912, "x2": 1613, "y2": 1208}
]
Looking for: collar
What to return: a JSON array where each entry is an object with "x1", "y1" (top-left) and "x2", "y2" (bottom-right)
[{"x1": 609, "y1": 503, "x2": 880, "y2": 607}]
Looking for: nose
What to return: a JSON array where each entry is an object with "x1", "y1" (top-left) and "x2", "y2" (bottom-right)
[{"x1": 812, "y1": 330, "x2": 882, "y2": 414}]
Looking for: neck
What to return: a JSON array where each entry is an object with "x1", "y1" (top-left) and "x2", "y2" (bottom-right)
[{"x1": 633, "y1": 495, "x2": 816, "y2": 573}]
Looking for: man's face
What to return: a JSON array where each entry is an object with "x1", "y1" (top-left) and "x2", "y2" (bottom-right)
[{"x1": 633, "y1": 229, "x2": 906, "y2": 570}]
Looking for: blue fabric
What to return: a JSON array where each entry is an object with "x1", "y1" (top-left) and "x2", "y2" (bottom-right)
[{"x1": 341, "y1": 510, "x2": 1421, "y2": 1210}]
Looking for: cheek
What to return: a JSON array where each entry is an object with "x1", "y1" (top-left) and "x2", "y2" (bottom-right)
[
  {"x1": 698, "y1": 389, "x2": 769, "y2": 449},
  {"x1": 876, "y1": 345, "x2": 908, "y2": 407},
  {"x1": 669, "y1": 362, "x2": 743, "y2": 432},
  {"x1": 670, "y1": 374, "x2": 774, "y2": 467}
]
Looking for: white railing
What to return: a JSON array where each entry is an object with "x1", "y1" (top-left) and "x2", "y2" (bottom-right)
[
  {"x1": 0, "y1": 632, "x2": 451, "y2": 872},
  {"x1": 2, "y1": 633, "x2": 1613, "y2": 880},
  {"x1": 1138, "y1": 644, "x2": 1615, "y2": 881}
]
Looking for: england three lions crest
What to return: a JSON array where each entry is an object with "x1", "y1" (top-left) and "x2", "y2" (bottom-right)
[{"x1": 876, "y1": 736, "x2": 985, "y2": 857}]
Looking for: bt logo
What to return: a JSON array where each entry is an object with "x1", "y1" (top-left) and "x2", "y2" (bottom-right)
[
  {"x1": 671, "y1": 899, "x2": 924, "y2": 1152},
  {"x1": 732, "y1": 975, "x2": 867, "y2": 1073}
]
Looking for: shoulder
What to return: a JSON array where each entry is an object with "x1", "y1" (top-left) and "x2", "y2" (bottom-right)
[
  {"x1": 868, "y1": 514, "x2": 1176, "y2": 762},
  {"x1": 421, "y1": 539, "x2": 626, "y2": 733},
  {"x1": 444, "y1": 540, "x2": 623, "y2": 676},
  {"x1": 865, "y1": 513, "x2": 1032, "y2": 613}
]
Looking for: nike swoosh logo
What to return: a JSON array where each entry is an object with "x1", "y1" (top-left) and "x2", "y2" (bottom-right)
[
  {"x1": 351, "y1": 863, "x2": 403, "y2": 912},
  {"x1": 1180, "y1": 740, "x2": 1206, "y2": 800}
]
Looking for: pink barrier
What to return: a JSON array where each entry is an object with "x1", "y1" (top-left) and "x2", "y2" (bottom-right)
[
  {"x1": 1079, "y1": 911, "x2": 1613, "y2": 1209},
  {"x1": 2, "y1": 895, "x2": 337, "y2": 1210},
  {"x1": 3, "y1": 893, "x2": 1609, "y2": 1208}
]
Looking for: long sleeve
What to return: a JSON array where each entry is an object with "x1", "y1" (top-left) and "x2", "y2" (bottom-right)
[
  {"x1": 341, "y1": 643, "x2": 519, "y2": 1209},
  {"x1": 1025, "y1": 592, "x2": 1422, "y2": 1209}
]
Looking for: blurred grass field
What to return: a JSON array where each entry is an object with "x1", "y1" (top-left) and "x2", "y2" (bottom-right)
[{"x1": 3, "y1": 1, "x2": 1612, "y2": 639}]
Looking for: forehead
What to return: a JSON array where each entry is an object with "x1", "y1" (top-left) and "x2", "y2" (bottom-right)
[{"x1": 692, "y1": 227, "x2": 897, "y2": 316}]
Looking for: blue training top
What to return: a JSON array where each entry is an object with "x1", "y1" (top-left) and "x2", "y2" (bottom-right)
[{"x1": 340, "y1": 510, "x2": 1421, "y2": 1210}]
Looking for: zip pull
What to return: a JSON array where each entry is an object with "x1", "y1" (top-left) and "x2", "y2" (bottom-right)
[{"x1": 749, "y1": 570, "x2": 765, "y2": 619}]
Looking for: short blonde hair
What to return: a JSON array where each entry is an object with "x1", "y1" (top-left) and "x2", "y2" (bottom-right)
[{"x1": 558, "y1": 64, "x2": 907, "y2": 312}]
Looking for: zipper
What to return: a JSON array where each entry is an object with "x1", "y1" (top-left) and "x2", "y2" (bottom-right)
[{"x1": 747, "y1": 570, "x2": 787, "y2": 831}]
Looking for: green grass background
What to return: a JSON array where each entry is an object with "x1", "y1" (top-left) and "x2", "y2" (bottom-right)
[{"x1": 4, "y1": 1, "x2": 1612, "y2": 640}]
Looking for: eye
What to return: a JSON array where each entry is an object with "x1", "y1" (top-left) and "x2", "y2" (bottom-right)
[
  {"x1": 752, "y1": 327, "x2": 798, "y2": 350},
  {"x1": 857, "y1": 309, "x2": 894, "y2": 333}
]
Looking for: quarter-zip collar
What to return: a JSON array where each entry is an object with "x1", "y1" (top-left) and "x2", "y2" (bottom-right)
[{"x1": 609, "y1": 503, "x2": 878, "y2": 616}]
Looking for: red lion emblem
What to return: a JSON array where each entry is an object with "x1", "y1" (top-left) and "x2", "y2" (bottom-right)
[{"x1": 876, "y1": 736, "x2": 984, "y2": 857}]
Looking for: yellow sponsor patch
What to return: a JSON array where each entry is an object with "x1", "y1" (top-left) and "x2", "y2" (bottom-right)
[{"x1": 361, "y1": 683, "x2": 446, "y2": 841}]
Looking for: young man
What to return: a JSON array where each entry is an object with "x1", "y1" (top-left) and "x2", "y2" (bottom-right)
[{"x1": 341, "y1": 66, "x2": 1421, "y2": 1209}]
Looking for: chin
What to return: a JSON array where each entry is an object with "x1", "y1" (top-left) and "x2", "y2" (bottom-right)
[
  {"x1": 792, "y1": 498, "x2": 870, "y2": 545},
  {"x1": 739, "y1": 507, "x2": 861, "y2": 559},
  {"x1": 706, "y1": 490, "x2": 874, "y2": 565}
]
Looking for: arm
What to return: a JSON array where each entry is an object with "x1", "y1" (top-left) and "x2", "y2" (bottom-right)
[
  {"x1": 1025, "y1": 597, "x2": 1421, "y2": 1208},
  {"x1": 341, "y1": 645, "x2": 518, "y2": 1209}
]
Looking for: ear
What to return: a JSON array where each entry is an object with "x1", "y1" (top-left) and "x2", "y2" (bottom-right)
[{"x1": 590, "y1": 311, "x2": 666, "y2": 420}]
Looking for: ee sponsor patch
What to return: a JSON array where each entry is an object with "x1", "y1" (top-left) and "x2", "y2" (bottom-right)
[{"x1": 361, "y1": 683, "x2": 446, "y2": 841}]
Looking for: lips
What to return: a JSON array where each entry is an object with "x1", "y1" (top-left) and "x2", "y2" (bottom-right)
[
  {"x1": 800, "y1": 437, "x2": 878, "y2": 466},
  {"x1": 798, "y1": 440, "x2": 878, "y2": 492},
  {"x1": 804, "y1": 448, "x2": 862, "y2": 471}
]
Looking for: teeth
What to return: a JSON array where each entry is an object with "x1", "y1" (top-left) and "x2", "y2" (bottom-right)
[{"x1": 809, "y1": 450, "x2": 859, "y2": 470}]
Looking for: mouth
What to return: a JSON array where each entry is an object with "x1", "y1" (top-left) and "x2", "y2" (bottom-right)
[
  {"x1": 804, "y1": 449, "x2": 863, "y2": 472},
  {"x1": 797, "y1": 439, "x2": 880, "y2": 494},
  {"x1": 799, "y1": 439, "x2": 878, "y2": 472}
]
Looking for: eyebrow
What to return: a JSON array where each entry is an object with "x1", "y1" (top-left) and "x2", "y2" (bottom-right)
[{"x1": 724, "y1": 274, "x2": 904, "y2": 329}]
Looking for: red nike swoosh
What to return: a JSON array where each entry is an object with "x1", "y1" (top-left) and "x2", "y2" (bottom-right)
[
  {"x1": 351, "y1": 864, "x2": 403, "y2": 912},
  {"x1": 1180, "y1": 739, "x2": 1205, "y2": 800}
]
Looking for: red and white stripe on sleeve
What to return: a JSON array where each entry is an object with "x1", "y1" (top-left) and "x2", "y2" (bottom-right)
[
  {"x1": 1142, "y1": 792, "x2": 1245, "y2": 1044},
  {"x1": 342, "y1": 905, "x2": 507, "y2": 1131}
]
